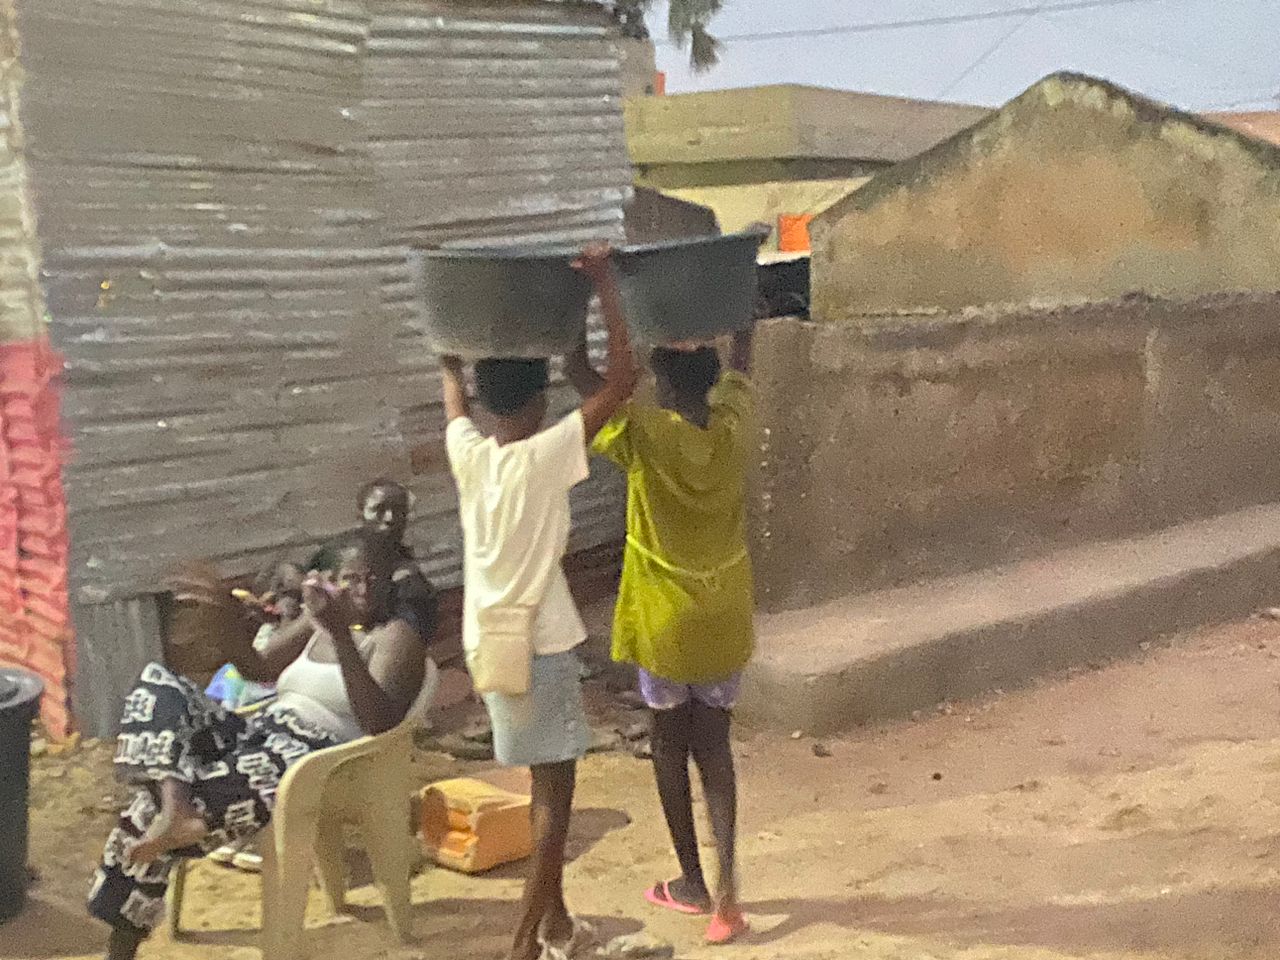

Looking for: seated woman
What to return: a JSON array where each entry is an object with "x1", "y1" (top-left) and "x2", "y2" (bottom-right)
[{"x1": 89, "y1": 536, "x2": 432, "y2": 960}]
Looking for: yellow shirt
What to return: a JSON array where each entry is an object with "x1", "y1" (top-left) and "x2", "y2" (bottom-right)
[{"x1": 592, "y1": 371, "x2": 755, "y2": 683}]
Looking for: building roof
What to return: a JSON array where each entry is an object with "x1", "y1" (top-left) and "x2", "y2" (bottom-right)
[
  {"x1": 819, "y1": 72, "x2": 1280, "y2": 224},
  {"x1": 625, "y1": 83, "x2": 991, "y2": 166}
]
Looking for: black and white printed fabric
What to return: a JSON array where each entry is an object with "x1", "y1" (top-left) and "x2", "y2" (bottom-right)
[{"x1": 88, "y1": 663, "x2": 340, "y2": 934}]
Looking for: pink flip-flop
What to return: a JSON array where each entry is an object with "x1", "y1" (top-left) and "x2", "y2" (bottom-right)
[
  {"x1": 705, "y1": 909, "x2": 750, "y2": 945},
  {"x1": 644, "y1": 880, "x2": 708, "y2": 916}
]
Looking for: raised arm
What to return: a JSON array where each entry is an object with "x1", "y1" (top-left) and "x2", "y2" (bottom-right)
[
  {"x1": 565, "y1": 339, "x2": 605, "y2": 400},
  {"x1": 439, "y1": 354, "x2": 470, "y2": 422},
  {"x1": 574, "y1": 243, "x2": 637, "y2": 439},
  {"x1": 303, "y1": 576, "x2": 425, "y2": 736}
]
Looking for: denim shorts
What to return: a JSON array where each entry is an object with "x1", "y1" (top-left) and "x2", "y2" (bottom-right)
[
  {"x1": 483, "y1": 651, "x2": 590, "y2": 767},
  {"x1": 638, "y1": 668, "x2": 743, "y2": 712}
]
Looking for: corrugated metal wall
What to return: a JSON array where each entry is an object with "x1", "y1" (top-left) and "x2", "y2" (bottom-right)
[
  {"x1": 0, "y1": 0, "x2": 44, "y2": 347},
  {"x1": 13, "y1": 0, "x2": 630, "y2": 732},
  {"x1": 360, "y1": 0, "x2": 631, "y2": 587}
]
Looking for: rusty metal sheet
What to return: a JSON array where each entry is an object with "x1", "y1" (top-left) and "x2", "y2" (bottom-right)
[
  {"x1": 16, "y1": 0, "x2": 631, "y2": 616},
  {"x1": 70, "y1": 596, "x2": 166, "y2": 737},
  {"x1": 362, "y1": 1, "x2": 630, "y2": 247}
]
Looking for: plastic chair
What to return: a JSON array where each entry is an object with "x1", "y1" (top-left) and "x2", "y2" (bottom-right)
[{"x1": 170, "y1": 659, "x2": 439, "y2": 960}]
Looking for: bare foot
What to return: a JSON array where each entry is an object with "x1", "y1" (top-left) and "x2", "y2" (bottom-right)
[
  {"x1": 126, "y1": 811, "x2": 207, "y2": 865},
  {"x1": 670, "y1": 875, "x2": 713, "y2": 911}
]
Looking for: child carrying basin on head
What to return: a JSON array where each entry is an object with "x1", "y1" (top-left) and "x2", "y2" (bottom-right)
[
  {"x1": 440, "y1": 243, "x2": 636, "y2": 960},
  {"x1": 567, "y1": 326, "x2": 757, "y2": 945}
]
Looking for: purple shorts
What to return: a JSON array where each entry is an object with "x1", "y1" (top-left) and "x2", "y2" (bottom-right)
[{"x1": 637, "y1": 668, "x2": 742, "y2": 712}]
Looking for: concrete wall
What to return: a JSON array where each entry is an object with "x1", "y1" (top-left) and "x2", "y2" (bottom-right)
[
  {"x1": 751, "y1": 293, "x2": 1280, "y2": 612},
  {"x1": 811, "y1": 74, "x2": 1280, "y2": 317},
  {"x1": 625, "y1": 85, "x2": 991, "y2": 167},
  {"x1": 636, "y1": 159, "x2": 878, "y2": 190}
]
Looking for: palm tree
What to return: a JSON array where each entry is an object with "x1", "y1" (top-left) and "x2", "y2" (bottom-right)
[{"x1": 614, "y1": 0, "x2": 724, "y2": 72}]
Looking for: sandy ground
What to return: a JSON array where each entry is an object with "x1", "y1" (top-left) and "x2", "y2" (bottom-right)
[{"x1": 8, "y1": 617, "x2": 1280, "y2": 960}]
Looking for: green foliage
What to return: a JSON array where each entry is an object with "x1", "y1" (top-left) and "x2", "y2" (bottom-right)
[{"x1": 614, "y1": 0, "x2": 724, "y2": 71}]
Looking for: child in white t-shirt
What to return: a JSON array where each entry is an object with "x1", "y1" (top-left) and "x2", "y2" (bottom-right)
[{"x1": 440, "y1": 243, "x2": 635, "y2": 960}]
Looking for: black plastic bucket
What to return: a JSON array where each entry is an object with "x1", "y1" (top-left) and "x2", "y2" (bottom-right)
[{"x1": 0, "y1": 668, "x2": 43, "y2": 922}]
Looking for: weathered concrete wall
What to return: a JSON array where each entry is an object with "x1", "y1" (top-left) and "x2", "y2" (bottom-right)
[
  {"x1": 626, "y1": 85, "x2": 991, "y2": 168},
  {"x1": 812, "y1": 74, "x2": 1280, "y2": 317},
  {"x1": 1209, "y1": 111, "x2": 1280, "y2": 147},
  {"x1": 751, "y1": 293, "x2": 1280, "y2": 612},
  {"x1": 636, "y1": 158, "x2": 878, "y2": 191}
]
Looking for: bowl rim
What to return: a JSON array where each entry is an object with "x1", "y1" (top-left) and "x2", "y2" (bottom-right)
[
  {"x1": 412, "y1": 226, "x2": 771, "y2": 263},
  {"x1": 413, "y1": 244, "x2": 581, "y2": 262},
  {"x1": 617, "y1": 225, "x2": 771, "y2": 257}
]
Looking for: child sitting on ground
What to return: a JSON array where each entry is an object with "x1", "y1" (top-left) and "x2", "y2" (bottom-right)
[{"x1": 567, "y1": 328, "x2": 756, "y2": 945}]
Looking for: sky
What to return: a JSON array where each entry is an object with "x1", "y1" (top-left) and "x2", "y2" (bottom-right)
[{"x1": 649, "y1": 0, "x2": 1280, "y2": 112}]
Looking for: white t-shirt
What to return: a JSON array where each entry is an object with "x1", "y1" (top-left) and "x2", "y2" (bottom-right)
[{"x1": 446, "y1": 411, "x2": 591, "y2": 658}]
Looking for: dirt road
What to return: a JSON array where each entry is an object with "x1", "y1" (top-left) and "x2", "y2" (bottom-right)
[{"x1": 8, "y1": 616, "x2": 1280, "y2": 960}]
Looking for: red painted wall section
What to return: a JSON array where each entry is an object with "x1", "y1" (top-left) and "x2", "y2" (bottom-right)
[{"x1": 0, "y1": 336, "x2": 72, "y2": 738}]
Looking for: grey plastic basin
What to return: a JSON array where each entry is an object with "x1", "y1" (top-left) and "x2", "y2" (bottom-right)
[
  {"x1": 614, "y1": 227, "x2": 769, "y2": 344},
  {"x1": 411, "y1": 246, "x2": 592, "y2": 359}
]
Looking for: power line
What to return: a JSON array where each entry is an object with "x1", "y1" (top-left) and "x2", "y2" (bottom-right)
[
  {"x1": 1040, "y1": 11, "x2": 1269, "y2": 78},
  {"x1": 848, "y1": 6, "x2": 1042, "y2": 165},
  {"x1": 653, "y1": 0, "x2": 1166, "y2": 47},
  {"x1": 936, "y1": 6, "x2": 1042, "y2": 99}
]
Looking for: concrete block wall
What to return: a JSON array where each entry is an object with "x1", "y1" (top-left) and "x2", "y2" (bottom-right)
[
  {"x1": 811, "y1": 74, "x2": 1280, "y2": 318},
  {"x1": 751, "y1": 292, "x2": 1280, "y2": 613}
]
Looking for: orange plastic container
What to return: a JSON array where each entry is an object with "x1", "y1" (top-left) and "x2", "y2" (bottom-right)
[
  {"x1": 778, "y1": 213, "x2": 814, "y2": 253},
  {"x1": 418, "y1": 778, "x2": 532, "y2": 874}
]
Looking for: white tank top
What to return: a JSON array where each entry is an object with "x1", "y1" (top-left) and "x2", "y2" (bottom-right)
[{"x1": 274, "y1": 631, "x2": 376, "y2": 743}]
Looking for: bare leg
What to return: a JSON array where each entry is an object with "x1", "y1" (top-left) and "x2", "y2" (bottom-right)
[
  {"x1": 105, "y1": 926, "x2": 145, "y2": 960},
  {"x1": 511, "y1": 760, "x2": 576, "y2": 960},
  {"x1": 689, "y1": 702, "x2": 739, "y2": 916},
  {"x1": 127, "y1": 778, "x2": 207, "y2": 866},
  {"x1": 650, "y1": 703, "x2": 711, "y2": 909}
]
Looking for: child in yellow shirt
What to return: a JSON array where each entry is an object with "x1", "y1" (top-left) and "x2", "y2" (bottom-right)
[{"x1": 568, "y1": 328, "x2": 754, "y2": 945}]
